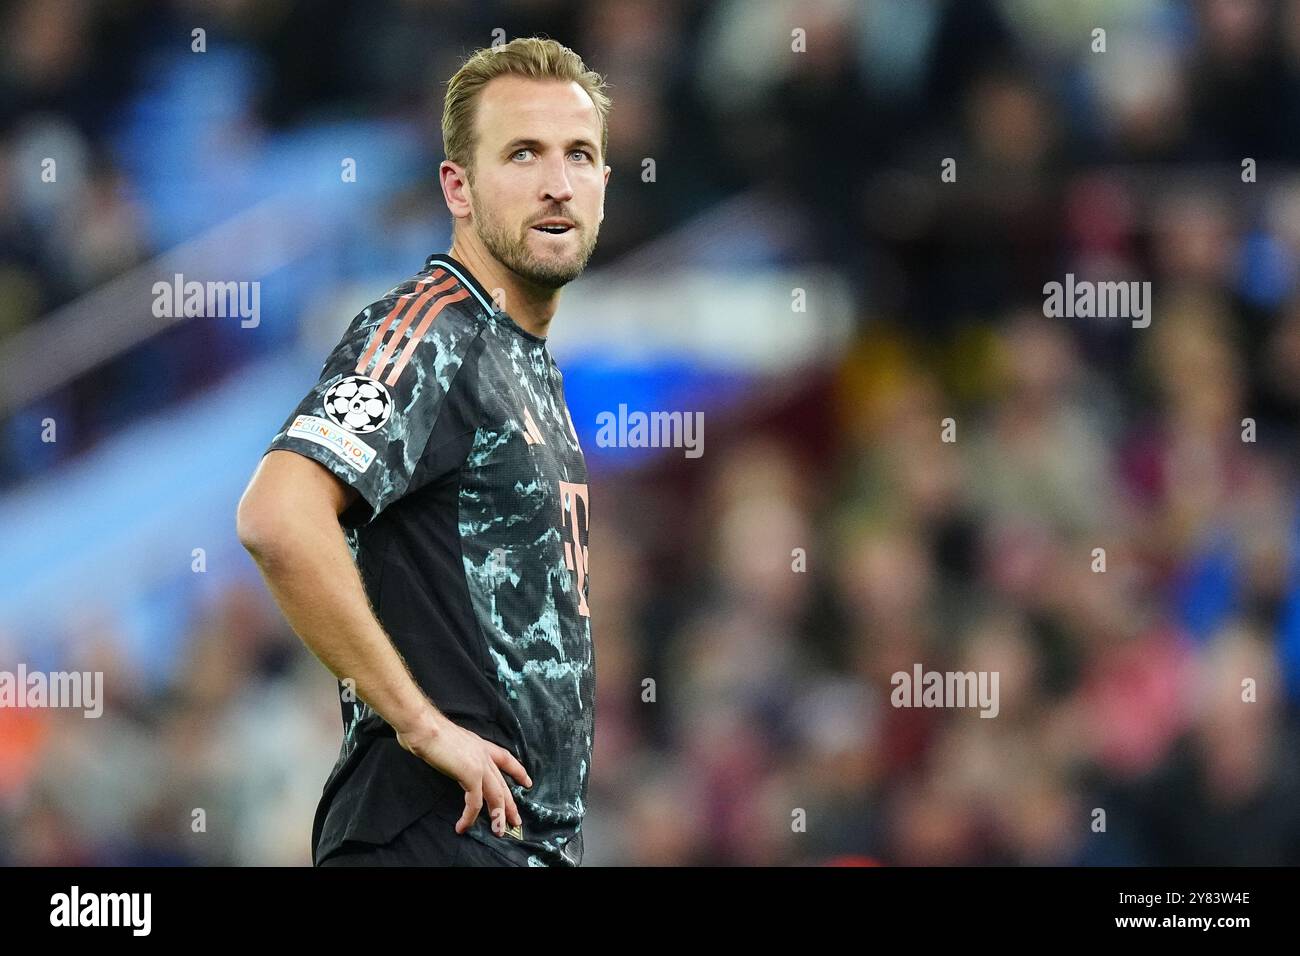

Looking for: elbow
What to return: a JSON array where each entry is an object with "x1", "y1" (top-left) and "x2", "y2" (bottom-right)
[{"x1": 236, "y1": 487, "x2": 282, "y2": 561}]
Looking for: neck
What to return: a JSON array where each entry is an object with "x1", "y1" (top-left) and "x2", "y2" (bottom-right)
[{"x1": 448, "y1": 235, "x2": 560, "y2": 339}]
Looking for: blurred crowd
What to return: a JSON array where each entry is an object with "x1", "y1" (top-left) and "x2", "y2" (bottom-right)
[{"x1": 4, "y1": 0, "x2": 1300, "y2": 864}]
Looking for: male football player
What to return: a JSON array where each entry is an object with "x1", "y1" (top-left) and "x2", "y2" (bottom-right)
[{"x1": 237, "y1": 36, "x2": 609, "y2": 866}]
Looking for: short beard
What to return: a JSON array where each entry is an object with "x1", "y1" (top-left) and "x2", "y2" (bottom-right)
[{"x1": 470, "y1": 196, "x2": 600, "y2": 290}]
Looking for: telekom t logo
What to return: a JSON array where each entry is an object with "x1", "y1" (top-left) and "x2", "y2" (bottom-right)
[{"x1": 558, "y1": 480, "x2": 590, "y2": 617}]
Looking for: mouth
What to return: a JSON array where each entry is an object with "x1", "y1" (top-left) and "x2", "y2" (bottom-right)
[{"x1": 531, "y1": 220, "x2": 576, "y2": 235}]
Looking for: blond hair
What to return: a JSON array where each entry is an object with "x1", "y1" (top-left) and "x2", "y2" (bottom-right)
[{"x1": 442, "y1": 37, "x2": 611, "y2": 176}]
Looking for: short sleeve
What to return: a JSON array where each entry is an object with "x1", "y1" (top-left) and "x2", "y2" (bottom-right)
[{"x1": 265, "y1": 291, "x2": 482, "y2": 525}]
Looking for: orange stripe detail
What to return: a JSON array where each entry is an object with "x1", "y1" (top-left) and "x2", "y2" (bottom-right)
[
  {"x1": 353, "y1": 271, "x2": 451, "y2": 376},
  {"x1": 370, "y1": 274, "x2": 459, "y2": 378},
  {"x1": 384, "y1": 287, "x2": 470, "y2": 386},
  {"x1": 355, "y1": 301, "x2": 407, "y2": 375}
]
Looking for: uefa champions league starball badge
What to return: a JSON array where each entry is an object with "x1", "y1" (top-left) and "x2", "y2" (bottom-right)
[{"x1": 322, "y1": 375, "x2": 393, "y2": 433}]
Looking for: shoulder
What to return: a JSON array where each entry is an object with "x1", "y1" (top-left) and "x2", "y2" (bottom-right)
[
  {"x1": 351, "y1": 260, "x2": 493, "y2": 390},
  {"x1": 364, "y1": 259, "x2": 492, "y2": 341}
]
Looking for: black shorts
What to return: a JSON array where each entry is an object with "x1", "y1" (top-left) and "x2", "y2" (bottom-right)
[{"x1": 317, "y1": 803, "x2": 525, "y2": 867}]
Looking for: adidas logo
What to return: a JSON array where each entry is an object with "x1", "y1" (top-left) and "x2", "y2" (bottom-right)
[{"x1": 521, "y1": 405, "x2": 546, "y2": 446}]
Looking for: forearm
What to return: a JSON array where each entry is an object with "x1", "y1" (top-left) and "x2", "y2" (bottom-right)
[{"x1": 244, "y1": 514, "x2": 439, "y2": 735}]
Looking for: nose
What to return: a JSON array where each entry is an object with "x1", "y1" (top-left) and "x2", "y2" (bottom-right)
[{"x1": 540, "y1": 154, "x2": 575, "y2": 205}]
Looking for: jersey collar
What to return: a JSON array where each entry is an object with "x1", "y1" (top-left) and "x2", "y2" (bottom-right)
[
  {"x1": 425, "y1": 252, "x2": 499, "y2": 316},
  {"x1": 425, "y1": 252, "x2": 549, "y2": 344}
]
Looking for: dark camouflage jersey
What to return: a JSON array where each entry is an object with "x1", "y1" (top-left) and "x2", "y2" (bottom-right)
[{"x1": 263, "y1": 252, "x2": 593, "y2": 867}]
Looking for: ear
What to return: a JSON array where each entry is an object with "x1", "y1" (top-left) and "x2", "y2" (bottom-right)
[{"x1": 440, "y1": 160, "x2": 473, "y2": 221}]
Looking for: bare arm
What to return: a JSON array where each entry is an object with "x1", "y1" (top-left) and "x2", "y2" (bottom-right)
[{"x1": 236, "y1": 450, "x2": 531, "y2": 834}]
